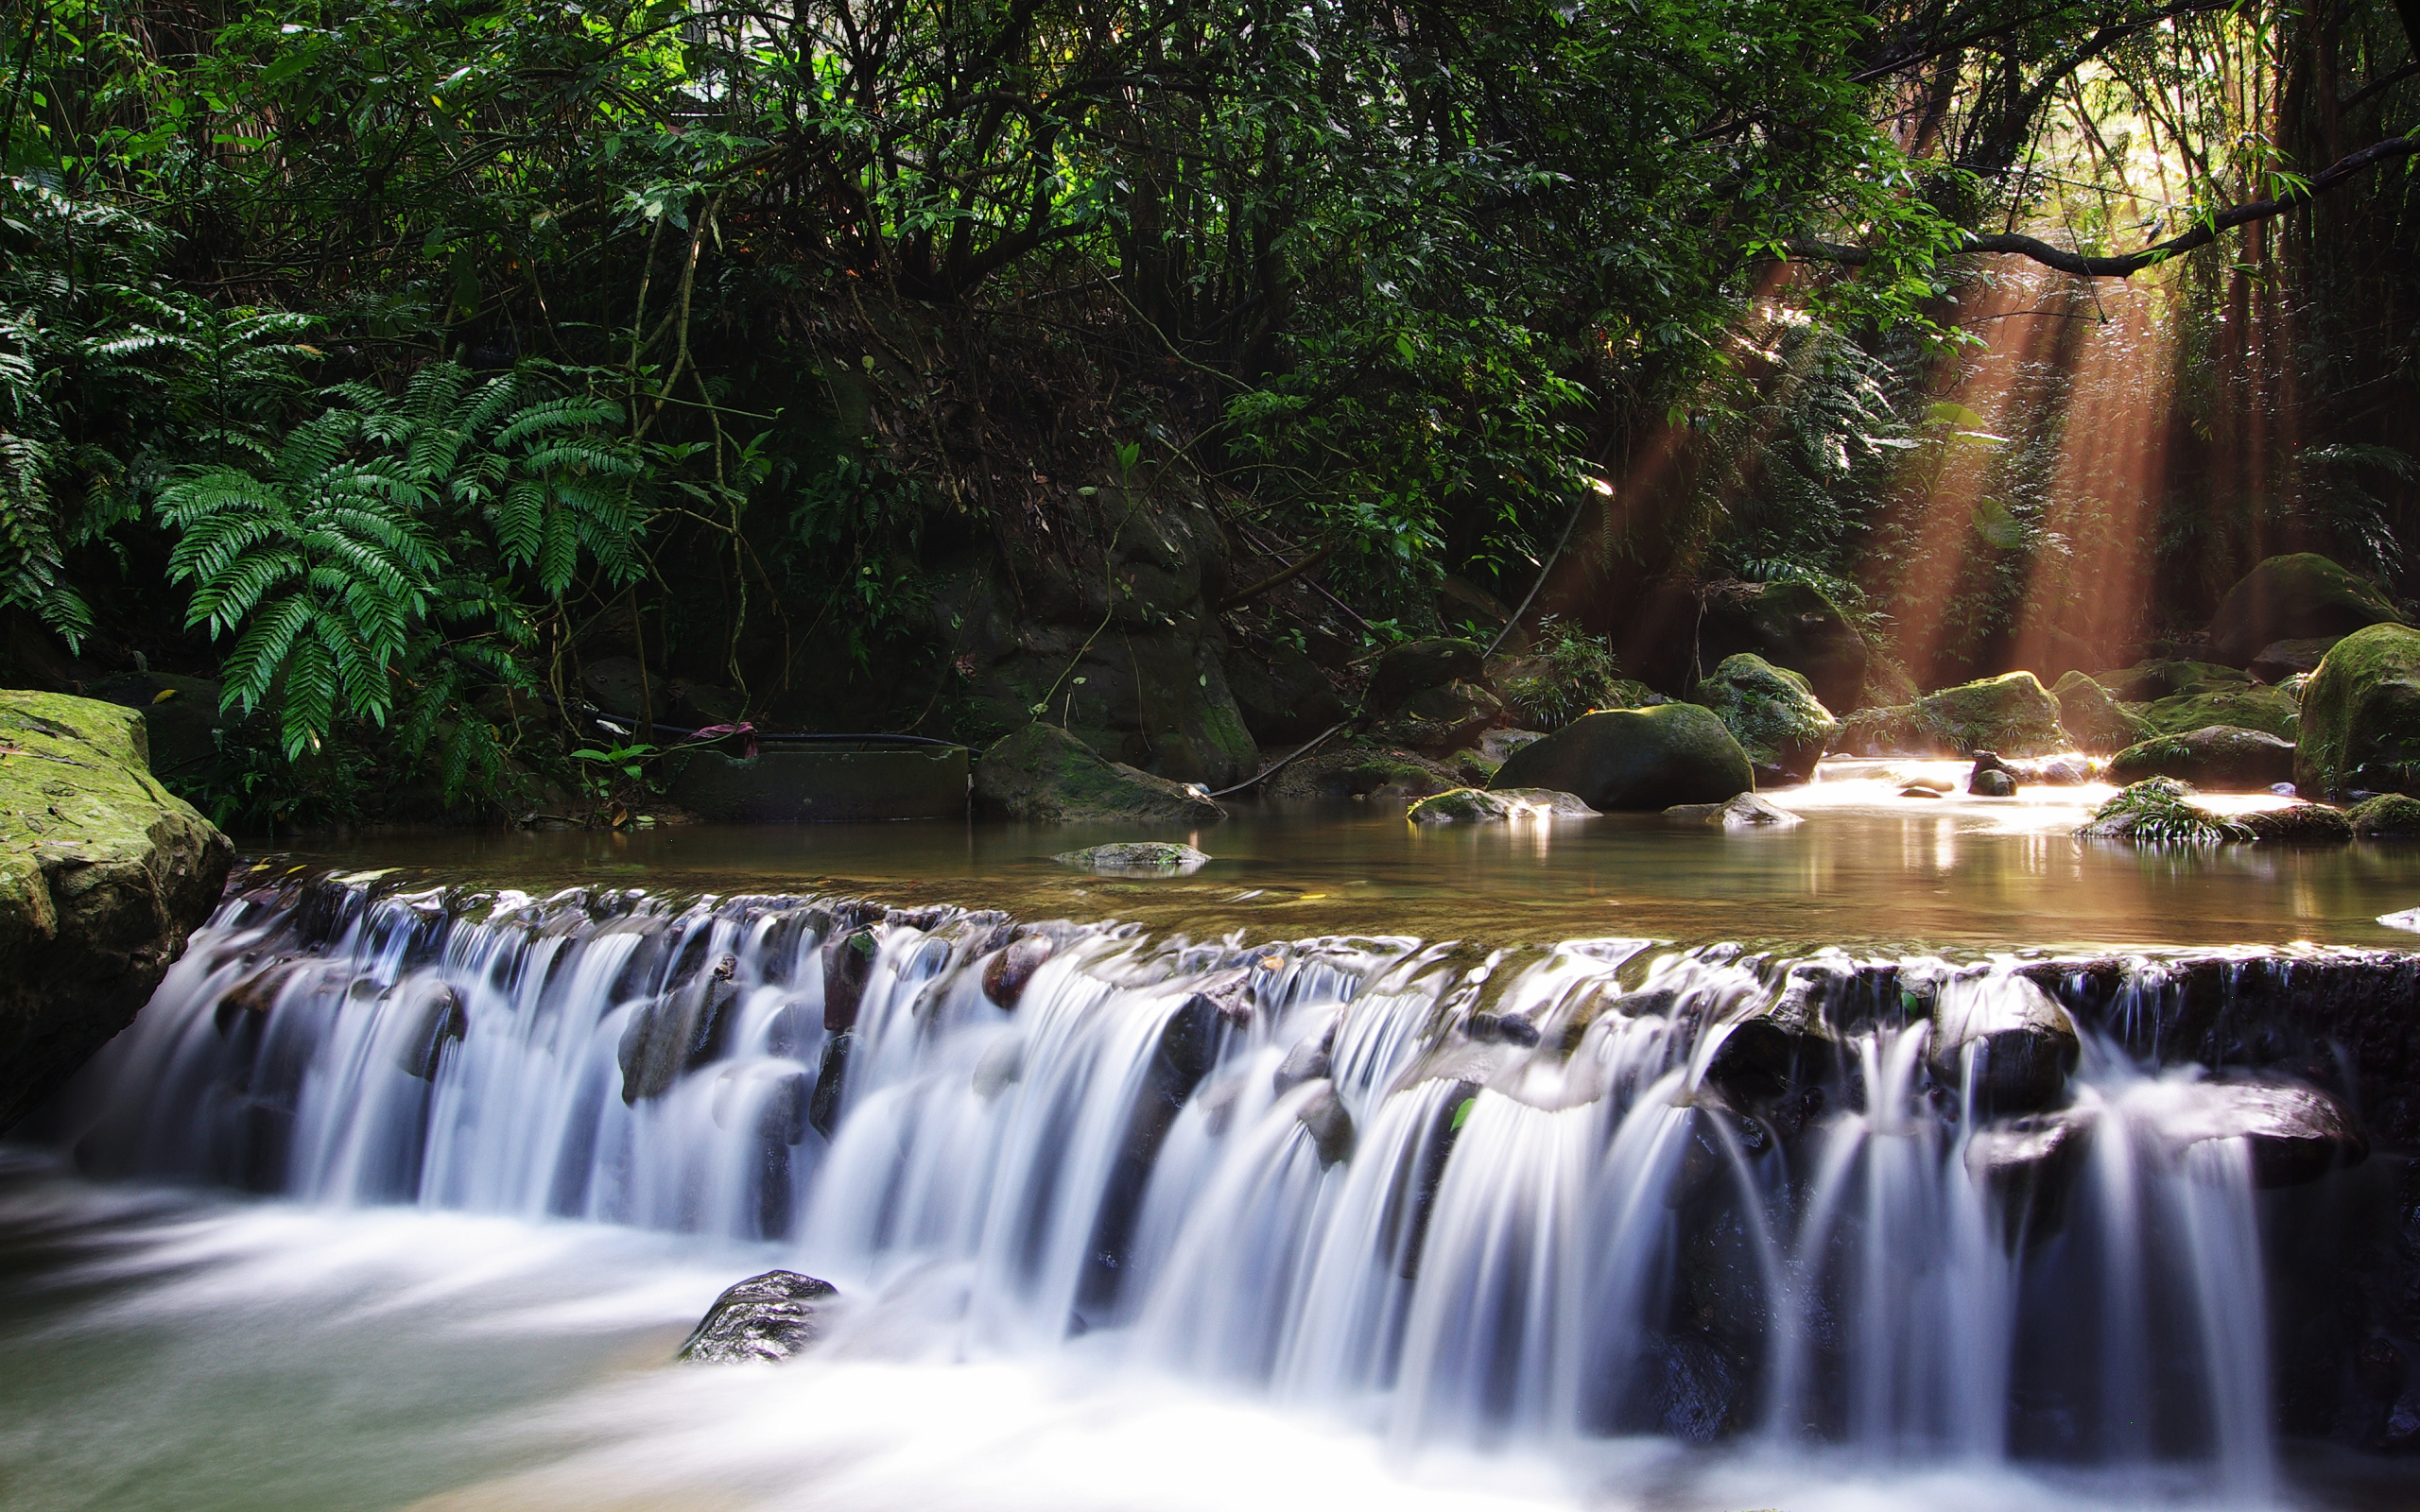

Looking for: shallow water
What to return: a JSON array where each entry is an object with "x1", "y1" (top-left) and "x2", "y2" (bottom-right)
[{"x1": 268, "y1": 760, "x2": 2420, "y2": 954}]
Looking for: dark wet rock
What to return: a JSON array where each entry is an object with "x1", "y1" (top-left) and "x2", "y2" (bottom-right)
[
  {"x1": 0, "y1": 693, "x2": 235, "y2": 1131},
  {"x1": 1363, "y1": 639, "x2": 1486, "y2": 713},
  {"x1": 392, "y1": 984, "x2": 468, "y2": 1081},
  {"x1": 2238, "y1": 802, "x2": 2355, "y2": 843},
  {"x1": 2140, "y1": 686, "x2": 2300, "y2": 741},
  {"x1": 618, "y1": 955, "x2": 742, "y2": 1103},
  {"x1": 1928, "y1": 978, "x2": 2080, "y2": 1115},
  {"x1": 1664, "y1": 792, "x2": 1802, "y2": 827},
  {"x1": 1965, "y1": 1108, "x2": 2096, "y2": 1243},
  {"x1": 1464, "y1": 1011, "x2": 1543, "y2": 1047},
  {"x1": 1840, "y1": 673, "x2": 2067, "y2": 758},
  {"x1": 1295, "y1": 1079, "x2": 1357, "y2": 1166},
  {"x1": 2206, "y1": 553, "x2": 2407, "y2": 668},
  {"x1": 2251, "y1": 637, "x2": 2342, "y2": 684},
  {"x1": 1491, "y1": 704, "x2": 1753, "y2": 812},
  {"x1": 2051, "y1": 670, "x2": 2152, "y2": 754},
  {"x1": 1274, "y1": 1012, "x2": 1340, "y2": 1094},
  {"x1": 821, "y1": 928, "x2": 878, "y2": 1034},
  {"x1": 2351, "y1": 794, "x2": 2420, "y2": 839},
  {"x1": 1376, "y1": 678, "x2": 1505, "y2": 753},
  {"x1": 982, "y1": 935, "x2": 1056, "y2": 1008},
  {"x1": 1257, "y1": 747, "x2": 1463, "y2": 803},
  {"x1": 1222, "y1": 636, "x2": 1346, "y2": 745},
  {"x1": 2110, "y1": 726, "x2": 2297, "y2": 790},
  {"x1": 2297, "y1": 624, "x2": 2420, "y2": 801},
  {"x1": 2163, "y1": 1080, "x2": 2369, "y2": 1188},
  {"x1": 677, "y1": 1270, "x2": 838, "y2": 1363},
  {"x1": 1692, "y1": 653, "x2": 1838, "y2": 784},
  {"x1": 1406, "y1": 786, "x2": 1596, "y2": 824},
  {"x1": 974, "y1": 723, "x2": 1228, "y2": 823},
  {"x1": 1624, "y1": 578, "x2": 1869, "y2": 713},
  {"x1": 1053, "y1": 841, "x2": 1212, "y2": 873},
  {"x1": 1080, "y1": 993, "x2": 1232, "y2": 1311},
  {"x1": 1647, "y1": 1335, "x2": 1749, "y2": 1444},
  {"x1": 1478, "y1": 728, "x2": 1547, "y2": 764},
  {"x1": 1969, "y1": 766, "x2": 2016, "y2": 797}
]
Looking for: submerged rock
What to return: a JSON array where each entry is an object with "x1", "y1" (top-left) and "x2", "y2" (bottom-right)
[
  {"x1": 677, "y1": 1270, "x2": 839, "y2": 1363},
  {"x1": 973, "y1": 723, "x2": 1227, "y2": 824},
  {"x1": 2296, "y1": 623, "x2": 2420, "y2": 801},
  {"x1": 2051, "y1": 670, "x2": 2151, "y2": 754},
  {"x1": 2205, "y1": 552, "x2": 2406, "y2": 668},
  {"x1": 1664, "y1": 792, "x2": 1802, "y2": 828},
  {"x1": 0, "y1": 692, "x2": 235, "y2": 1130},
  {"x1": 1691, "y1": 652, "x2": 1838, "y2": 784},
  {"x1": 1052, "y1": 841, "x2": 1212, "y2": 874},
  {"x1": 1490, "y1": 704, "x2": 1754, "y2": 811},
  {"x1": 1405, "y1": 786, "x2": 1596, "y2": 824},
  {"x1": 2109, "y1": 725, "x2": 2297, "y2": 791}
]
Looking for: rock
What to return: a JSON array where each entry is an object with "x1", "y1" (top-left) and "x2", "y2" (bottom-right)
[
  {"x1": 1691, "y1": 653, "x2": 1838, "y2": 784},
  {"x1": 1840, "y1": 672, "x2": 2067, "y2": 757},
  {"x1": 1053, "y1": 841, "x2": 1212, "y2": 873},
  {"x1": 1969, "y1": 766, "x2": 2016, "y2": 797},
  {"x1": 579, "y1": 655, "x2": 655, "y2": 718},
  {"x1": 1256, "y1": 747, "x2": 1464, "y2": 803},
  {"x1": 981, "y1": 935, "x2": 1056, "y2": 1008},
  {"x1": 1664, "y1": 792, "x2": 1802, "y2": 827},
  {"x1": 618, "y1": 956, "x2": 743, "y2": 1103},
  {"x1": 1965, "y1": 1107, "x2": 2096, "y2": 1242},
  {"x1": 1900, "y1": 784, "x2": 1945, "y2": 799},
  {"x1": 821, "y1": 927, "x2": 877, "y2": 1034},
  {"x1": 2350, "y1": 794, "x2": 2420, "y2": 838},
  {"x1": 2050, "y1": 670, "x2": 2150, "y2": 754},
  {"x1": 2237, "y1": 802, "x2": 2354, "y2": 843},
  {"x1": 2250, "y1": 637, "x2": 2341, "y2": 684},
  {"x1": 1223, "y1": 637, "x2": 1346, "y2": 745},
  {"x1": 677, "y1": 1270, "x2": 839, "y2": 1363},
  {"x1": 1405, "y1": 787, "x2": 1596, "y2": 824},
  {"x1": 1376, "y1": 678, "x2": 1504, "y2": 752},
  {"x1": 1294, "y1": 1079, "x2": 1356, "y2": 1167},
  {"x1": 2109, "y1": 726, "x2": 2297, "y2": 791},
  {"x1": 0, "y1": 692, "x2": 236, "y2": 1130},
  {"x1": 2097, "y1": 660, "x2": 2251, "y2": 703},
  {"x1": 1928, "y1": 975, "x2": 2081, "y2": 1114},
  {"x1": 1363, "y1": 639, "x2": 1486, "y2": 713},
  {"x1": 2160, "y1": 1079, "x2": 2368, "y2": 1188},
  {"x1": 2296, "y1": 624, "x2": 2420, "y2": 800},
  {"x1": 1273, "y1": 1013, "x2": 1340, "y2": 1095},
  {"x1": 1624, "y1": 579, "x2": 1869, "y2": 712},
  {"x1": 1478, "y1": 728, "x2": 1547, "y2": 765},
  {"x1": 2079, "y1": 777, "x2": 2246, "y2": 844},
  {"x1": 2139, "y1": 686, "x2": 2300, "y2": 741},
  {"x1": 2007, "y1": 754, "x2": 2094, "y2": 785},
  {"x1": 2205, "y1": 553, "x2": 2407, "y2": 668},
  {"x1": 1490, "y1": 703, "x2": 1754, "y2": 811},
  {"x1": 973, "y1": 723, "x2": 1227, "y2": 823}
]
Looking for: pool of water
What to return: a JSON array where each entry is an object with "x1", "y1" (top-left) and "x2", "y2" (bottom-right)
[{"x1": 265, "y1": 760, "x2": 2420, "y2": 955}]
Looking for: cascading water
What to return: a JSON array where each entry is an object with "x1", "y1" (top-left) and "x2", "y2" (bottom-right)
[{"x1": 43, "y1": 868, "x2": 2337, "y2": 1500}]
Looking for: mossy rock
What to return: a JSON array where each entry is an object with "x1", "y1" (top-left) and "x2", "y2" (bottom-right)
[
  {"x1": 1364, "y1": 638, "x2": 1486, "y2": 713},
  {"x1": 1841, "y1": 672, "x2": 2067, "y2": 758},
  {"x1": 2139, "y1": 687, "x2": 2300, "y2": 741},
  {"x1": 2078, "y1": 778, "x2": 2246, "y2": 844},
  {"x1": 2206, "y1": 553, "x2": 2407, "y2": 667},
  {"x1": 1691, "y1": 653, "x2": 1838, "y2": 785},
  {"x1": 2295, "y1": 623, "x2": 2420, "y2": 800},
  {"x1": 2096, "y1": 661, "x2": 2250, "y2": 703},
  {"x1": 1374, "y1": 678, "x2": 1504, "y2": 753},
  {"x1": 0, "y1": 691, "x2": 235, "y2": 1130},
  {"x1": 1490, "y1": 702, "x2": 1753, "y2": 811},
  {"x1": 2238, "y1": 803, "x2": 2353, "y2": 844},
  {"x1": 972, "y1": 723, "x2": 1226, "y2": 823},
  {"x1": 1257, "y1": 747, "x2": 1462, "y2": 803},
  {"x1": 2108, "y1": 726, "x2": 2294, "y2": 791},
  {"x1": 1406, "y1": 786, "x2": 1596, "y2": 824},
  {"x1": 1053, "y1": 841, "x2": 1212, "y2": 873},
  {"x1": 2050, "y1": 671, "x2": 2151, "y2": 755},
  {"x1": 2349, "y1": 793, "x2": 2420, "y2": 838}
]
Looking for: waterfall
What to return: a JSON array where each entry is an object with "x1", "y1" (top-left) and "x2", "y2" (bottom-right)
[{"x1": 49, "y1": 868, "x2": 2313, "y2": 1488}]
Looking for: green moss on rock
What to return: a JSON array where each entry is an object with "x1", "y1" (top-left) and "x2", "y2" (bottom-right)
[
  {"x1": 972, "y1": 723, "x2": 1226, "y2": 823},
  {"x1": 2206, "y1": 553, "x2": 2407, "y2": 667},
  {"x1": 2139, "y1": 687, "x2": 2300, "y2": 741},
  {"x1": 2294, "y1": 623, "x2": 2420, "y2": 800},
  {"x1": 2108, "y1": 726, "x2": 2295, "y2": 791},
  {"x1": 2051, "y1": 671, "x2": 2151, "y2": 754},
  {"x1": 1490, "y1": 702, "x2": 1753, "y2": 811},
  {"x1": 1406, "y1": 786, "x2": 1596, "y2": 824},
  {"x1": 1841, "y1": 672, "x2": 2067, "y2": 757},
  {"x1": 2349, "y1": 793, "x2": 2420, "y2": 838},
  {"x1": 1692, "y1": 653, "x2": 1837, "y2": 784}
]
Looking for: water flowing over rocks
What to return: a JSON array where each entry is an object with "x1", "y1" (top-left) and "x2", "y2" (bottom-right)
[
  {"x1": 43, "y1": 867, "x2": 2420, "y2": 1475},
  {"x1": 0, "y1": 691, "x2": 234, "y2": 1129}
]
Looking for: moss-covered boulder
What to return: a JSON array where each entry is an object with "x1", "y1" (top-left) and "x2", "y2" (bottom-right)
[
  {"x1": 1622, "y1": 579, "x2": 1869, "y2": 713},
  {"x1": 2349, "y1": 793, "x2": 2420, "y2": 838},
  {"x1": 1840, "y1": 672, "x2": 2068, "y2": 758},
  {"x1": 1691, "y1": 654, "x2": 1838, "y2": 785},
  {"x1": 2096, "y1": 661, "x2": 2250, "y2": 703},
  {"x1": 2206, "y1": 553, "x2": 2407, "y2": 668},
  {"x1": 1490, "y1": 703, "x2": 1753, "y2": 811},
  {"x1": 2108, "y1": 726, "x2": 2295, "y2": 791},
  {"x1": 1375, "y1": 679, "x2": 1504, "y2": 753},
  {"x1": 0, "y1": 692, "x2": 235, "y2": 1130},
  {"x1": 2295, "y1": 623, "x2": 2420, "y2": 800},
  {"x1": 1052, "y1": 842, "x2": 1212, "y2": 873},
  {"x1": 2238, "y1": 803, "x2": 2353, "y2": 843},
  {"x1": 973, "y1": 723, "x2": 1226, "y2": 823},
  {"x1": 1363, "y1": 638, "x2": 1486, "y2": 712},
  {"x1": 2139, "y1": 686, "x2": 2300, "y2": 741},
  {"x1": 2050, "y1": 671, "x2": 2151, "y2": 754},
  {"x1": 1406, "y1": 787, "x2": 1596, "y2": 824}
]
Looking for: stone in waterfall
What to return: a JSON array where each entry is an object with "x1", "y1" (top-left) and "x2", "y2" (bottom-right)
[
  {"x1": 973, "y1": 722, "x2": 1227, "y2": 823},
  {"x1": 1691, "y1": 653, "x2": 1838, "y2": 785},
  {"x1": 1404, "y1": 786, "x2": 1596, "y2": 823},
  {"x1": 2109, "y1": 725, "x2": 2297, "y2": 790},
  {"x1": 1964, "y1": 1107, "x2": 2096, "y2": 1243},
  {"x1": 617, "y1": 953, "x2": 742, "y2": 1102},
  {"x1": 1052, "y1": 841, "x2": 1211, "y2": 873},
  {"x1": 1294, "y1": 1080, "x2": 1356, "y2": 1167},
  {"x1": 2051, "y1": 669, "x2": 2151, "y2": 754},
  {"x1": 1839, "y1": 672, "x2": 2068, "y2": 758},
  {"x1": 2204, "y1": 552, "x2": 2407, "y2": 668},
  {"x1": 1488, "y1": 703, "x2": 1753, "y2": 811},
  {"x1": 677, "y1": 1270, "x2": 839, "y2": 1363},
  {"x1": 980, "y1": 933, "x2": 1056, "y2": 1008},
  {"x1": 2159, "y1": 1079, "x2": 2369, "y2": 1188},
  {"x1": 0, "y1": 692, "x2": 234, "y2": 1131},
  {"x1": 2295, "y1": 623, "x2": 2420, "y2": 800},
  {"x1": 1926, "y1": 975, "x2": 2080, "y2": 1114}
]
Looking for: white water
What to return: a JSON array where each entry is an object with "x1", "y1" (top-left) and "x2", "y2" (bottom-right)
[{"x1": 19, "y1": 873, "x2": 2320, "y2": 1507}]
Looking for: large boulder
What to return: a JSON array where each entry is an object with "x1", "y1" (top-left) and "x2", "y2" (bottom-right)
[
  {"x1": 1223, "y1": 638, "x2": 1346, "y2": 745},
  {"x1": 0, "y1": 692, "x2": 235, "y2": 1129},
  {"x1": 2249, "y1": 637, "x2": 2340, "y2": 685},
  {"x1": 2095, "y1": 660, "x2": 2249, "y2": 703},
  {"x1": 2139, "y1": 686, "x2": 2300, "y2": 741},
  {"x1": 2206, "y1": 553, "x2": 2406, "y2": 668},
  {"x1": 1691, "y1": 653, "x2": 1837, "y2": 784},
  {"x1": 2108, "y1": 726, "x2": 2296, "y2": 791},
  {"x1": 2050, "y1": 671, "x2": 2151, "y2": 754},
  {"x1": 973, "y1": 723, "x2": 1226, "y2": 823},
  {"x1": 1364, "y1": 638, "x2": 1486, "y2": 712},
  {"x1": 1622, "y1": 580, "x2": 1868, "y2": 713},
  {"x1": 1489, "y1": 703, "x2": 1753, "y2": 811},
  {"x1": 1840, "y1": 672, "x2": 2067, "y2": 758},
  {"x1": 2296, "y1": 623, "x2": 2420, "y2": 800},
  {"x1": 1405, "y1": 786, "x2": 1596, "y2": 824}
]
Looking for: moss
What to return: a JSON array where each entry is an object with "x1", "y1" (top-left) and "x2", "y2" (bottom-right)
[
  {"x1": 2051, "y1": 670, "x2": 2151, "y2": 754},
  {"x1": 1053, "y1": 842, "x2": 1211, "y2": 872},
  {"x1": 2106, "y1": 725, "x2": 2294, "y2": 790},
  {"x1": 1448, "y1": 747, "x2": 1499, "y2": 785},
  {"x1": 2208, "y1": 552, "x2": 2408, "y2": 665},
  {"x1": 2350, "y1": 793, "x2": 2420, "y2": 838},
  {"x1": 971, "y1": 723, "x2": 1225, "y2": 823},
  {"x1": 2294, "y1": 623, "x2": 2420, "y2": 800},
  {"x1": 2079, "y1": 778, "x2": 2250, "y2": 844},
  {"x1": 1692, "y1": 653, "x2": 1837, "y2": 782},
  {"x1": 1843, "y1": 673, "x2": 2066, "y2": 757},
  {"x1": 2139, "y1": 687, "x2": 2300, "y2": 740},
  {"x1": 2238, "y1": 803, "x2": 2353, "y2": 843}
]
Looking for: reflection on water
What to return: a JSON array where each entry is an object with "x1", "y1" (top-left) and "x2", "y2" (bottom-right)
[{"x1": 268, "y1": 761, "x2": 2420, "y2": 954}]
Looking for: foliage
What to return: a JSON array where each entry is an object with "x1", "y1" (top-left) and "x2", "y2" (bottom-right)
[{"x1": 2081, "y1": 776, "x2": 2252, "y2": 844}]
